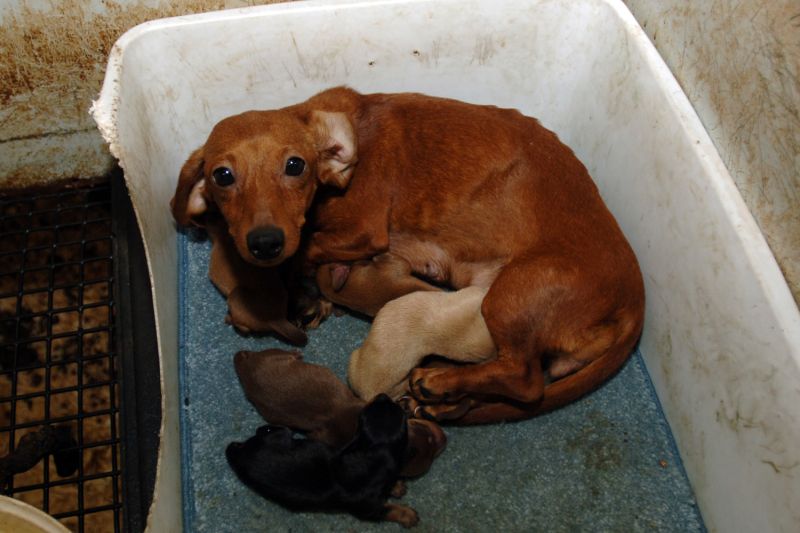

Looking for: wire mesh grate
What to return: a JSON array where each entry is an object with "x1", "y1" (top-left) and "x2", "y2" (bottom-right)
[{"x1": 0, "y1": 182, "x2": 122, "y2": 532}]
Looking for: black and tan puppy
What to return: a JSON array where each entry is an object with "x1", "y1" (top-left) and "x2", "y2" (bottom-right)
[
  {"x1": 226, "y1": 396, "x2": 419, "y2": 528},
  {"x1": 233, "y1": 349, "x2": 446, "y2": 478}
]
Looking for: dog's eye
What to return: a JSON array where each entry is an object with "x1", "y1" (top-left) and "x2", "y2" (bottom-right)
[
  {"x1": 212, "y1": 167, "x2": 235, "y2": 187},
  {"x1": 284, "y1": 157, "x2": 305, "y2": 176}
]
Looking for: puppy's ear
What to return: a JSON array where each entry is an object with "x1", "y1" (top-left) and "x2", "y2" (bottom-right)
[
  {"x1": 170, "y1": 148, "x2": 210, "y2": 227},
  {"x1": 311, "y1": 111, "x2": 358, "y2": 189}
]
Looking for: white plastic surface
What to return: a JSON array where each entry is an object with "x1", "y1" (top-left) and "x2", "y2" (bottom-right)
[
  {"x1": 91, "y1": 1, "x2": 800, "y2": 531},
  {"x1": 0, "y1": 495, "x2": 70, "y2": 533}
]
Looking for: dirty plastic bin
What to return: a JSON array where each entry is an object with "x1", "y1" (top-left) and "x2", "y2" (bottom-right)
[{"x1": 91, "y1": 0, "x2": 800, "y2": 531}]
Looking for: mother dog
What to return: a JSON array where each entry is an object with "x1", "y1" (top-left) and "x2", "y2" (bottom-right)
[{"x1": 171, "y1": 87, "x2": 645, "y2": 423}]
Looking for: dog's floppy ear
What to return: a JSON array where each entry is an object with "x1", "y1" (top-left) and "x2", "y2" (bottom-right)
[
  {"x1": 170, "y1": 147, "x2": 210, "y2": 227},
  {"x1": 311, "y1": 111, "x2": 358, "y2": 189}
]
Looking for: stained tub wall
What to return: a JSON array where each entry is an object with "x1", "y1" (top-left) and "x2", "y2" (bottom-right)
[
  {"x1": 622, "y1": 0, "x2": 800, "y2": 304},
  {"x1": 1, "y1": 0, "x2": 797, "y2": 308},
  {"x1": 0, "y1": 0, "x2": 287, "y2": 189}
]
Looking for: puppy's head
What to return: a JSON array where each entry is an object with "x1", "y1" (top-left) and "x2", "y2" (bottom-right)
[
  {"x1": 350, "y1": 396, "x2": 447, "y2": 478},
  {"x1": 225, "y1": 424, "x2": 294, "y2": 482},
  {"x1": 171, "y1": 107, "x2": 358, "y2": 267},
  {"x1": 353, "y1": 394, "x2": 408, "y2": 452}
]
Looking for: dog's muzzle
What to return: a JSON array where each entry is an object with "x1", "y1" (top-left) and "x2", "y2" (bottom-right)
[{"x1": 247, "y1": 226, "x2": 285, "y2": 260}]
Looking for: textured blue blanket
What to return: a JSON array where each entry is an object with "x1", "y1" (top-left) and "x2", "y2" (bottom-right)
[{"x1": 178, "y1": 233, "x2": 704, "y2": 532}]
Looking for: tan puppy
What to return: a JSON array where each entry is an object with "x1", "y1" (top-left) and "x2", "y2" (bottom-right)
[{"x1": 349, "y1": 286, "x2": 496, "y2": 402}]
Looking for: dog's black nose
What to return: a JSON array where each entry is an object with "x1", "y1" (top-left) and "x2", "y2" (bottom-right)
[{"x1": 247, "y1": 227, "x2": 284, "y2": 260}]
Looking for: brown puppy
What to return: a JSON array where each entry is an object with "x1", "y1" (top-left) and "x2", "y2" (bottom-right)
[
  {"x1": 316, "y1": 253, "x2": 440, "y2": 317},
  {"x1": 233, "y1": 349, "x2": 446, "y2": 478},
  {"x1": 175, "y1": 88, "x2": 645, "y2": 423},
  {"x1": 349, "y1": 286, "x2": 495, "y2": 402}
]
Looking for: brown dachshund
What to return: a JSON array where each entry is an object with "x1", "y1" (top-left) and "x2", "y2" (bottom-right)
[
  {"x1": 233, "y1": 349, "x2": 446, "y2": 478},
  {"x1": 173, "y1": 87, "x2": 645, "y2": 423}
]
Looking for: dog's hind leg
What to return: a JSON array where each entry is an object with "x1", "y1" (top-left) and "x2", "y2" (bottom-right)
[
  {"x1": 408, "y1": 253, "x2": 626, "y2": 409},
  {"x1": 407, "y1": 255, "x2": 557, "y2": 405}
]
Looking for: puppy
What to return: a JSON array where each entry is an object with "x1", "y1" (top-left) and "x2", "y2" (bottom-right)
[
  {"x1": 173, "y1": 87, "x2": 646, "y2": 423},
  {"x1": 315, "y1": 253, "x2": 440, "y2": 318},
  {"x1": 349, "y1": 286, "x2": 496, "y2": 402},
  {"x1": 233, "y1": 349, "x2": 446, "y2": 477},
  {"x1": 226, "y1": 395, "x2": 419, "y2": 528}
]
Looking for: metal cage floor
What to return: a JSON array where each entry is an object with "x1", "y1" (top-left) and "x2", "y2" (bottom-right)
[{"x1": 0, "y1": 182, "x2": 122, "y2": 532}]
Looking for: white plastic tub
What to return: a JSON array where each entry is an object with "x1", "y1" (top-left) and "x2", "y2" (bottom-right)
[{"x1": 91, "y1": 0, "x2": 800, "y2": 531}]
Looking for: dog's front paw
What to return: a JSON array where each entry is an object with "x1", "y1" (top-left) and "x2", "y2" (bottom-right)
[
  {"x1": 408, "y1": 367, "x2": 462, "y2": 403},
  {"x1": 413, "y1": 400, "x2": 473, "y2": 422}
]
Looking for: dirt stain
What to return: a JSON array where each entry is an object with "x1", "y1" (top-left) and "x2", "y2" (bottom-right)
[{"x1": 566, "y1": 409, "x2": 624, "y2": 472}]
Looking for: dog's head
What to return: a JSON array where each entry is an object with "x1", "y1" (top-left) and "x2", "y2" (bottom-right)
[
  {"x1": 225, "y1": 424, "x2": 339, "y2": 509},
  {"x1": 345, "y1": 395, "x2": 446, "y2": 478},
  {"x1": 348, "y1": 394, "x2": 408, "y2": 452},
  {"x1": 225, "y1": 424, "x2": 295, "y2": 482},
  {"x1": 171, "y1": 105, "x2": 358, "y2": 267}
]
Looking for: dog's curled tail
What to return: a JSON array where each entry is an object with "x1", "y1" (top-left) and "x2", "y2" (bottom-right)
[{"x1": 535, "y1": 325, "x2": 640, "y2": 415}]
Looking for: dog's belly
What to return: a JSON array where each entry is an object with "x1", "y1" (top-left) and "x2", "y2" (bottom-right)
[{"x1": 389, "y1": 233, "x2": 504, "y2": 289}]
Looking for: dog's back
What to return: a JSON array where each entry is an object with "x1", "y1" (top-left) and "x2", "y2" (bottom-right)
[{"x1": 233, "y1": 349, "x2": 363, "y2": 447}]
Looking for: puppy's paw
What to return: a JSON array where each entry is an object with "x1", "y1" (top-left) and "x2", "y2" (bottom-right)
[
  {"x1": 390, "y1": 480, "x2": 407, "y2": 499},
  {"x1": 289, "y1": 276, "x2": 333, "y2": 329},
  {"x1": 296, "y1": 297, "x2": 333, "y2": 330},
  {"x1": 384, "y1": 503, "x2": 419, "y2": 528},
  {"x1": 225, "y1": 312, "x2": 251, "y2": 334},
  {"x1": 396, "y1": 395, "x2": 420, "y2": 416}
]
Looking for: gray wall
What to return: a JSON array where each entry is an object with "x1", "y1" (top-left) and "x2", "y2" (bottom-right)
[
  {"x1": 623, "y1": 0, "x2": 800, "y2": 304},
  {"x1": 0, "y1": 0, "x2": 275, "y2": 187}
]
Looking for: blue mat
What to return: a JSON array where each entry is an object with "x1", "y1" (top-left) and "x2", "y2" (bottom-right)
[{"x1": 178, "y1": 233, "x2": 705, "y2": 532}]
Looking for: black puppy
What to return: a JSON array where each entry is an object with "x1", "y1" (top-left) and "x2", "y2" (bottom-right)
[{"x1": 226, "y1": 394, "x2": 419, "y2": 528}]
